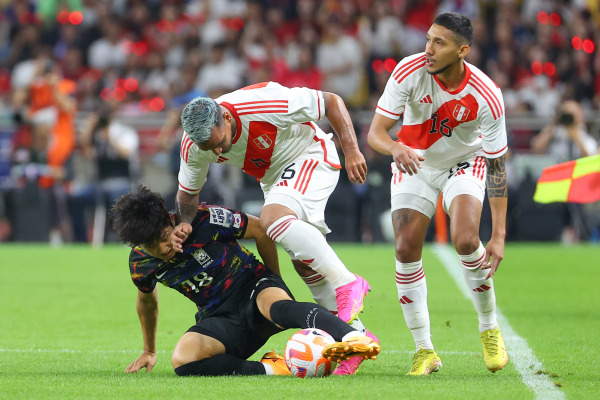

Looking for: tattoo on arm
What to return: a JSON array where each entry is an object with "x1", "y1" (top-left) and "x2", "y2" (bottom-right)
[{"x1": 486, "y1": 154, "x2": 508, "y2": 198}]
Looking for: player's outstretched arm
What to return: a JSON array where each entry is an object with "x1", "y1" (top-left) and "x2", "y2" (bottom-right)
[
  {"x1": 367, "y1": 113, "x2": 425, "y2": 175},
  {"x1": 126, "y1": 288, "x2": 159, "y2": 373},
  {"x1": 172, "y1": 190, "x2": 199, "y2": 252},
  {"x1": 482, "y1": 154, "x2": 508, "y2": 279},
  {"x1": 244, "y1": 214, "x2": 281, "y2": 277},
  {"x1": 323, "y1": 92, "x2": 367, "y2": 184}
]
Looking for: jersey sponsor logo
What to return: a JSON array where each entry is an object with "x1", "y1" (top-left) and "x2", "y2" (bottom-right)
[
  {"x1": 217, "y1": 156, "x2": 228, "y2": 163},
  {"x1": 419, "y1": 95, "x2": 433, "y2": 104},
  {"x1": 192, "y1": 248, "x2": 214, "y2": 268},
  {"x1": 253, "y1": 134, "x2": 273, "y2": 149},
  {"x1": 453, "y1": 104, "x2": 471, "y2": 121},
  {"x1": 209, "y1": 207, "x2": 233, "y2": 227}
]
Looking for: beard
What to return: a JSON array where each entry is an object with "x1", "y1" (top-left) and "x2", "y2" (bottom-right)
[
  {"x1": 426, "y1": 62, "x2": 452, "y2": 75},
  {"x1": 426, "y1": 57, "x2": 461, "y2": 75}
]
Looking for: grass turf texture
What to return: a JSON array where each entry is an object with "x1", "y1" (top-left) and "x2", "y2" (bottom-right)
[{"x1": 1, "y1": 243, "x2": 598, "y2": 399}]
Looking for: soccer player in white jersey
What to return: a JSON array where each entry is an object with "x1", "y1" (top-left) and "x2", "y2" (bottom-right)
[
  {"x1": 174, "y1": 81, "x2": 377, "y2": 375},
  {"x1": 367, "y1": 12, "x2": 509, "y2": 375}
]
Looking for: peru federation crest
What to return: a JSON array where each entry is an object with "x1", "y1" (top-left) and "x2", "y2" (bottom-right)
[
  {"x1": 453, "y1": 104, "x2": 471, "y2": 121},
  {"x1": 253, "y1": 134, "x2": 273, "y2": 150}
]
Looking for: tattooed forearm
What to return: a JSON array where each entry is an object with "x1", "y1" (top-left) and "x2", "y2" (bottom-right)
[{"x1": 486, "y1": 154, "x2": 508, "y2": 198}]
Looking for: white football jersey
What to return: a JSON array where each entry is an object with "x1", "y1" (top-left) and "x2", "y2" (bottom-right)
[
  {"x1": 178, "y1": 82, "x2": 341, "y2": 194},
  {"x1": 376, "y1": 52, "x2": 508, "y2": 169}
]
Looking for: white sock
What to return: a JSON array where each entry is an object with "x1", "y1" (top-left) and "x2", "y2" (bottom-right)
[
  {"x1": 301, "y1": 273, "x2": 367, "y2": 333},
  {"x1": 459, "y1": 242, "x2": 498, "y2": 332},
  {"x1": 301, "y1": 273, "x2": 338, "y2": 311},
  {"x1": 261, "y1": 363, "x2": 273, "y2": 375},
  {"x1": 396, "y1": 259, "x2": 433, "y2": 350},
  {"x1": 342, "y1": 330, "x2": 365, "y2": 341},
  {"x1": 267, "y1": 216, "x2": 355, "y2": 288}
]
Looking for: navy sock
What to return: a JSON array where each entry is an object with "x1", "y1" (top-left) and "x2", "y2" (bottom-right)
[
  {"x1": 269, "y1": 300, "x2": 354, "y2": 341},
  {"x1": 174, "y1": 354, "x2": 265, "y2": 376}
]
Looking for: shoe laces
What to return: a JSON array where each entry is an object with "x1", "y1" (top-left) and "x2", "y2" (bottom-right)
[{"x1": 483, "y1": 331, "x2": 499, "y2": 356}]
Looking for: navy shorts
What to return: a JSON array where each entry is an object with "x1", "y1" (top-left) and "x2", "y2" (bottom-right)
[{"x1": 186, "y1": 271, "x2": 295, "y2": 359}]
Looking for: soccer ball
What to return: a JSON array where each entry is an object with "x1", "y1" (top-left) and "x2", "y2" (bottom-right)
[{"x1": 284, "y1": 328, "x2": 336, "y2": 378}]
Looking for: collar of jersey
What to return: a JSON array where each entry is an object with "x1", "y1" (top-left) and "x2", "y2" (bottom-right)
[
  {"x1": 432, "y1": 62, "x2": 471, "y2": 95},
  {"x1": 220, "y1": 101, "x2": 242, "y2": 144}
]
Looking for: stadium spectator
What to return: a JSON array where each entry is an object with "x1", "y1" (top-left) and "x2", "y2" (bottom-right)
[
  {"x1": 368, "y1": 12, "x2": 509, "y2": 375},
  {"x1": 531, "y1": 99, "x2": 599, "y2": 242},
  {"x1": 67, "y1": 102, "x2": 139, "y2": 243},
  {"x1": 110, "y1": 184, "x2": 379, "y2": 376},
  {"x1": 9, "y1": 48, "x2": 77, "y2": 243},
  {"x1": 2, "y1": 0, "x2": 600, "y2": 246},
  {"x1": 175, "y1": 82, "x2": 377, "y2": 375},
  {"x1": 316, "y1": 17, "x2": 365, "y2": 106}
]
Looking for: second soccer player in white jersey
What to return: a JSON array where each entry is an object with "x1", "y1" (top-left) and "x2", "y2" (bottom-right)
[
  {"x1": 368, "y1": 12, "x2": 509, "y2": 375},
  {"x1": 174, "y1": 81, "x2": 377, "y2": 375}
]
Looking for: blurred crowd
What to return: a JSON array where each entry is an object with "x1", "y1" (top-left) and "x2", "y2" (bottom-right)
[{"x1": 0, "y1": 0, "x2": 599, "y2": 244}]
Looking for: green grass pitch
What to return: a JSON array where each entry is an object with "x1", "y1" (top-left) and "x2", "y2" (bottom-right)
[{"x1": 0, "y1": 243, "x2": 598, "y2": 399}]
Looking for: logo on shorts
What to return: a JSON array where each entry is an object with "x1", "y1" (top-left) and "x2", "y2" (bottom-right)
[
  {"x1": 254, "y1": 134, "x2": 273, "y2": 150},
  {"x1": 453, "y1": 104, "x2": 471, "y2": 121}
]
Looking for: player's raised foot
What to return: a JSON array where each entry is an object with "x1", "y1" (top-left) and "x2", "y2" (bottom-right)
[
  {"x1": 260, "y1": 351, "x2": 291, "y2": 376},
  {"x1": 332, "y1": 330, "x2": 379, "y2": 376},
  {"x1": 481, "y1": 328, "x2": 508, "y2": 373},
  {"x1": 335, "y1": 274, "x2": 370, "y2": 323},
  {"x1": 322, "y1": 334, "x2": 380, "y2": 363},
  {"x1": 406, "y1": 347, "x2": 442, "y2": 376}
]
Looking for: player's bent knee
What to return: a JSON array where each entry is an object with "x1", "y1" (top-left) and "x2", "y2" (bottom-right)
[{"x1": 171, "y1": 332, "x2": 224, "y2": 369}]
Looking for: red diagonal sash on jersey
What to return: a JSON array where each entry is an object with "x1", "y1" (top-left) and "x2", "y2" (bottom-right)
[
  {"x1": 397, "y1": 94, "x2": 479, "y2": 150},
  {"x1": 242, "y1": 121, "x2": 278, "y2": 180}
]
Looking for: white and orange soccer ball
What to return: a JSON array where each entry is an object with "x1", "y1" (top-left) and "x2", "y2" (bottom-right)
[{"x1": 284, "y1": 328, "x2": 337, "y2": 378}]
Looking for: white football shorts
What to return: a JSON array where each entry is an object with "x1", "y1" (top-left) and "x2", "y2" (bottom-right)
[
  {"x1": 263, "y1": 141, "x2": 341, "y2": 235},
  {"x1": 390, "y1": 155, "x2": 487, "y2": 218}
]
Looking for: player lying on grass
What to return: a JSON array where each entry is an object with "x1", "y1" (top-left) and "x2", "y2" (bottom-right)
[{"x1": 110, "y1": 185, "x2": 380, "y2": 376}]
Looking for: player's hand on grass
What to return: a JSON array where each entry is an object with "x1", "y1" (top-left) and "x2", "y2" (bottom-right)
[
  {"x1": 125, "y1": 351, "x2": 157, "y2": 373},
  {"x1": 482, "y1": 238, "x2": 504, "y2": 279},
  {"x1": 171, "y1": 223, "x2": 192, "y2": 252},
  {"x1": 345, "y1": 149, "x2": 368, "y2": 184},
  {"x1": 392, "y1": 143, "x2": 425, "y2": 176}
]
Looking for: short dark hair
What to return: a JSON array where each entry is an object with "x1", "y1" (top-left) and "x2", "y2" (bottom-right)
[
  {"x1": 433, "y1": 12, "x2": 473, "y2": 46},
  {"x1": 110, "y1": 185, "x2": 172, "y2": 246}
]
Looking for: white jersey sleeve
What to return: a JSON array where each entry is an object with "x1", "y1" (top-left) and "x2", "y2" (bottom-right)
[
  {"x1": 286, "y1": 86, "x2": 326, "y2": 124},
  {"x1": 177, "y1": 131, "x2": 211, "y2": 194},
  {"x1": 376, "y1": 53, "x2": 427, "y2": 120},
  {"x1": 472, "y1": 71, "x2": 508, "y2": 159}
]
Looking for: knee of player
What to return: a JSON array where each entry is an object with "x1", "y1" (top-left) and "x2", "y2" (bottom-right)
[
  {"x1": 451, "y1": 234, "x2": 480, "y2": 255},
  {"x1": 395, "y1": 236, "x2": 421, "y2": 260},
  {"x1": 171, "y1": 347, "x2": 208, "y2": 370}
]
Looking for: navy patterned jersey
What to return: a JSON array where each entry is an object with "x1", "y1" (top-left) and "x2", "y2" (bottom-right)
[{"x1": 128, "y1": 205, "x2": 268, "y2": 322}]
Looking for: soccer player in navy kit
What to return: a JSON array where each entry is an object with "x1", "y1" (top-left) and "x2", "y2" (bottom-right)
[{"x1": 110, "y1": 185, "x2": 379, "y2": 376}]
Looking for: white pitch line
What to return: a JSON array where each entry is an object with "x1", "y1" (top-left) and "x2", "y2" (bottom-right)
[
  {"x1": 0, "y1": 348, "x2": 170, "y2": 354},
  {"x1": 434, "y1": 244, "x2": 565, "y2": 400}
]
